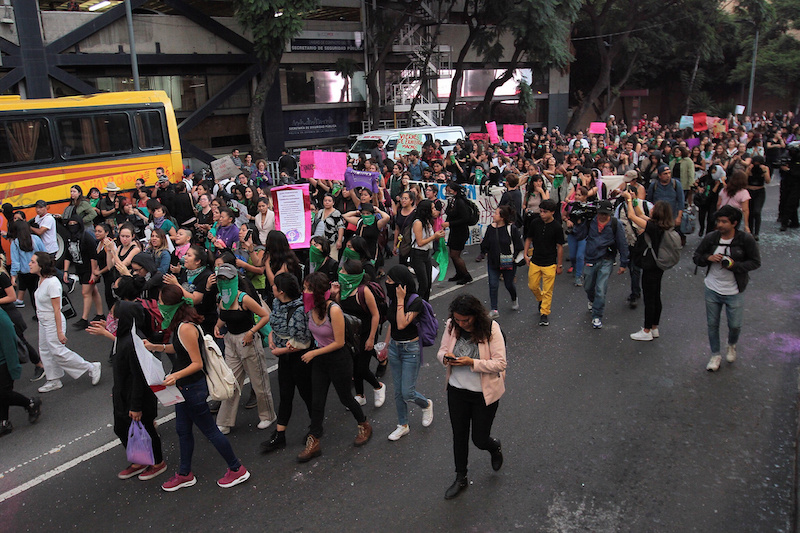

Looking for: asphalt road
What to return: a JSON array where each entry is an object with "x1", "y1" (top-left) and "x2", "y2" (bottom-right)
[{"x1": 1, "y1": 181, "x2": 798, "y2": 532}]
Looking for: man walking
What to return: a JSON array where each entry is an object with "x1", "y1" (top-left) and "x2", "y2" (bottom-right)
[
  {"x1": 523, "y1": 200, "x2": 564, "y2": 326},
  {"x1": 583, "y1": 200, "x2": 628, "y2": 329},
  {"x1": 646, "y1": 164, "x2": 684, "y2": 244}
]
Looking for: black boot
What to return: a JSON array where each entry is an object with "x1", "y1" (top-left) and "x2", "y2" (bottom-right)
[
  {"x1": 490, "y1": 438, "x2": 503, "y2": 471},
  {"x1": 0, "y1": 420, "x2": 12, "y2": 437},
  {"x1": 444, "y1": 473, "x2": 468, "y2": 499},
  {"x1": 260, "y1": 430, "x2": 286, "y2": 453}
]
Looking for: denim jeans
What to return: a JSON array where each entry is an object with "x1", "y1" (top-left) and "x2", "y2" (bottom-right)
[
  {"x1": 584, "y1": 258, "x2": 614, "y2": 319},
  {"x1": 628, "y1": 246, "x2": 642, "y2": 300},
  {"x1": 388, "y1": 339, "x2": 430, "y2": 426},
  {"x1": 487, "y1": 264, "x2": 517, "y2": 311},
  {"x1": 704, "y1": 287, "x2": 743, "y2": 354},
  {"x1": 175, "y1": 379, "x2": 241, "y2": 476},
  {"x1": 567, "y1": 234, "x2": 586, "y2": 281}
]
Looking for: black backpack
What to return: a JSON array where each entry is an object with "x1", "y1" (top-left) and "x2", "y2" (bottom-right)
[
  {"x1": 328, "y1": 303, "x2": 362, "y2": 355},
  {"x1": 465, "y1": 198, "x2": 480, "y2": 226}
]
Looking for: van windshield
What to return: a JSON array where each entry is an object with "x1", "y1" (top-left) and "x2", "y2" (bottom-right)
[{"x1": 350, "y1": 140, "x2": 379, "y2": 154}]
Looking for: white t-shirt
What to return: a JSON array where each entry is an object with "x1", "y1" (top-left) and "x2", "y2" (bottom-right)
[
  {"x1": 35, "y1": 213, "x2": 58, "y2": 254},
  {"x1": 704, "y1": 237, "x2": 739, "y2": 295},
  {"x1": 35, "y1": 276, "x2": 62, "y2": 319}
]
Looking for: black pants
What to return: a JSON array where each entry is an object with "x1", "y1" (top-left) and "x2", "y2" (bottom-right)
[
  {"x1": 112, "y1": 399, "x2": 163, "y2": 465},
  {"x1": 697, "y1": 205, "x2": 716, "y2": 235},
  {"x1": 18, "y1": 272, "x2": 38, "y2": 312},
  {"x1": 409, "y1": 248, "x2": 433, "y2": 301},
  {"x1": 779, "y1": 176, "x2": 800, "y2": 227},
  {"x1": 102, "y1": 271, "x2": 116, "y2": 312},
  {"x1": 2, "y1": 304, "x2": 40, "y2": 365},
  {"x1": 748, "y1": 188, "x2": 766, "y2": 236},
  {"x1": 447, "y1": 384, "x2": 499, "y2": 475},
  {"x1": 353, "y1": 346, "x2": 380, "y2": 396},
  {"x1": 642, "y1": 267, "x2": 664, "y2": 329},
  {"x1": 309, "y1": 347, "x2": 365, "y2": 438},
  {"x1": 276, "y1": 350, "x2": 313, "y2": 427},
  {"x1": 0, "y1": 362, "x2": 30, "y2": 421}
]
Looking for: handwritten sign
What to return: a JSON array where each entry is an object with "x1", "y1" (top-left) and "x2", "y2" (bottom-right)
[
  {"x1": 679, "y1": 115, "x2": 694, "y2": 130},
  {"x1": 469, "y1": 133, "x2": 488, "y2": 141},
  {"x1": 486, "y1": 122, "x2": 499, "y2": 144},
  {"x1": 503, "y1": 124, "x2": 524, "y2": 143},
  {"x1": 271, "y1": 184, "x2": 312, "y2": 249},
  {"x1": 344, "y1": 168, "x2": 380, "y2": 193},
  {"x1": 588, "y1": 122, "x2": 606, "y2": 135},
  {"x1": 396, "y1": 133, "x2": 425, "y2": 156},
  {"x1": 314, "y1": 152, "x2": 347, "y2": 181},
  {"x1": 693, "y1": 112, "x2": 708, "y2": 132},
  {"x1": 210, "y1": 156, "x2": 242, "y2": 181},
  {"x1": 299, "y1": 150, "x2": 320, "y2": 180}
]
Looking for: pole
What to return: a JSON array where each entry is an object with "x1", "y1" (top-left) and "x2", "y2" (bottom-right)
[
  {"x1": 746, "y1": 27, "x2": 758, "y2": 116},
  {"x1": 124, "y1": 0, "x2": 140, "y2": 90}
]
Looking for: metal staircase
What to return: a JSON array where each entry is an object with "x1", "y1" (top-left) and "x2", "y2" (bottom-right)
[{"x1": 387, "y1": 2, "x2": 451, "y2": 128}]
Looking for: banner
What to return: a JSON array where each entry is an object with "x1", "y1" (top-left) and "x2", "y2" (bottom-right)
[
  {"x1": 210, "y1": 156, "x2": 242, "y2": 181},
  {"x1": 708, "y1": 116, "x2": 728, "y2": 137},
  {"x1": 299, "y1": 150, "x2": 320, "y2": 180},
  {"x1": 588, "y1": 122, "x2": 606, "y2": 135},
  {"x1": 271, "y1": 184, "x2": 312, "y2": 249},
  {"x1": 344, "y1": 168, "x2": 380, "y2": 193},
  {"x1": 469, "y1": 133, "x2": 489, "y2": 141},
  {"x1": 396, "y1": 133, "x2": 425, "y2": 156},
  {"x1": 679, "y1": 115, "x2": 694, "y2": 130},
  {"x1": 486, "y1": 122, "x2": 499, "y2": 144},
  {"x1": 503, "y1": 124, "x2": 524, "y2": 143},
  {"x1": 314, "y1": 152, "x2": 347, "y2": 181},
  {"x1": 693, "y1": 112, "x2": 708, "y2": 132}
]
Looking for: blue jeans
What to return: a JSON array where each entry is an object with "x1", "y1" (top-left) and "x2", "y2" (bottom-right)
[
  {"x1": 628, "y1": 247, "x2": 641, "y2": 300},
  {"x1": 704, "y1": 287, "x2": 743, "y2": 354},
  {"x1": 487, "y1": 264, "x2": 517, "y2": 310},
  {"x1": 175, "y1": 379, "x2": 241, "y2": 476},
  {"x1": 584, "y1": 258, "x2": 613, "y2": 319},
  {"x1": 567, "y1": 234, "x2": 586, "y2": 281},
  {"x1": 388, "y1": 339, "x2": 429, "y2": 426}
]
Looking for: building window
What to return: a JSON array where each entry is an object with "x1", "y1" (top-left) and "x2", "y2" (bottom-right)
[{"x1": 285, "y1": 70, "x2": 366, "y2": 105}]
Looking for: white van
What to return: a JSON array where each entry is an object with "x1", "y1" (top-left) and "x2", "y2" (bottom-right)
[{"x1": 349, "y1": 126, "x2": 466, "y2": 161}]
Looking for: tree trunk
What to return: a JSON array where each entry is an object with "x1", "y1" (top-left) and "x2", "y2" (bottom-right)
[
  {"x1": 473, "y1": 45, "x2": 523, "y2": 123},
  {"x1": 598, "y1": 51, "x2": 639, "y2": 121},
  {"x1": 247, "y1": 59, "x2": 280, "y2": 161},
  {"x1": 444, "y1": 25, "x2": 477, "y2": 126},
  {"x1": 684, "y1": 53, "x2": 701, "y2": 115},
  {"x1": 567, "y1": 56, "x2": 611, "y2": 132}
]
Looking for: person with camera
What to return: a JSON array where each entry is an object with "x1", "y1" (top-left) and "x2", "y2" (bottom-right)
[
  {"x1": 692, "y1": 205, "x2": 761, "y2": 372},
  {"x1": 583, "y1": 200, "x2": 629, "y2": 329},
  {"x1": 778, "y1": 144, "x2": 800, "y2": 231}
]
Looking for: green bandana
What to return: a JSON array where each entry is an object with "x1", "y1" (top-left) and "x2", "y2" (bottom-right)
[
  {"x1": 338, "y1": 271, "x2": 364, "y2": 300},
  {"x1": 90, "y1": 198, "x2": 100, "y2": 208},
  {"x1": 361, "y1": 214, "x2": 376, "y2": 226},
  {"x1": 332, "y1": 183, "x2": 343, "y2": 196},
  {"x1": 342, "y1": 247, "x2": 360, "y2": 262},
  {"x1": 158, "y1": 297, "x2": 194, "y2": 330},
  {"x1": 553, "y1": 174, "x2": 564, "y2": 190},
  {"x1": 217, "y1": 276, "x2": 239, "y2": 310},
  {"x1": 186, "y1": 266, "x2": 206, "y2": 283},
  {"x1": 309, "y1": 245, "x2": 325, "y2": 267}
]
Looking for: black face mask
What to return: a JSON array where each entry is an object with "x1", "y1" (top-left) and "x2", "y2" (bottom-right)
[
  {"x1": 68, "y1": 224, "x2": 81, "y2": 236},
  {"x1": 385, "y1": 283, "x2": 397, "y2": 302}
]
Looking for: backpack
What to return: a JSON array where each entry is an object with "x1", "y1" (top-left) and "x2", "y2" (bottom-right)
[
  {"x1": 357, "y1": 282, "x2": 389, "y2": 329},
  {"x1": 185, "y1": 324, "x2": 240, "y2": 401},
  {"x1": 327, "y1": 303, "x2": 362, "y2": 355},
  {"x1": 645, "y1": 229, "x2": 682, "y2": 270},
  {"x1": 397, "y1": 215, "x2": 415, "y2": 258},
  {"x1": 407, "y1": 294, "x2": 439, "y2": 347},
  {"x1": 465, "y1": 198, "x2": 480, "y2": 226},
  {"x1": 680, "y1": 205, "x2": 697, "y2": 235},
  {"x1": 136, "y1": 298, "x2": 168, "y2": 342}
]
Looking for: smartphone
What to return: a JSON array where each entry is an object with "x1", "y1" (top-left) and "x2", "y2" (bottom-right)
[
  {"x1": 444, "y1": 355, "x2": 459, "y2": 362},
  {"x1": 244, "y1": 229, "x2": 253, "y2": 242}
]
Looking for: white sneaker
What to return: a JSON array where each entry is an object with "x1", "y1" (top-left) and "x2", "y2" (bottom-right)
[
  {"x1": 651, "y1": 327, "x2": 660, "y2": 338},
  {"x1": 13, "y1": 299, "x2": 24, "y2": 308},
  {"x1": 591, "y1": 318, "x2": 602, "y2": 329},
  {"x1": 388, "y1": 424, "x2": 410, "y2": 441},
  {"x1": 726, "y1": 345, "x2": 737, "y2": 363},
  {"x1": 257, "y1": 418, "x2": 275, "y2": 430},
  {"x1": 630, "y1": 329, "x2": 653, "y2": 341},
  {"x1": 38, "y1": 379, "x2": 63, "y2": 393},
  {"x1": 421, "y1": 400, "x2": 434, "y2": 427},
  {"x1": 374, "y1": 383, "x2": 386, "y2": 408},
  {"x1": 706, "y1": 355, "x2": 722, "y2": 372},
  {"x1": 89, "y1": 362, "x2": 101, "y2": 385},
  {"x1": 488, "y1": 310, "x2": 499, "y2": 319},
  {"x1": 217, "y1": 425, "x2": 231, "y2": 434},
  {"x1": 587, "y1": 301, "x2": 593, "y2": 311},
  {"x1": 354, "y1": 395, "x2": 367, "y2": 406},
  {"x1": 511, "y1": 300, "x2": 519, "y2": 311}
]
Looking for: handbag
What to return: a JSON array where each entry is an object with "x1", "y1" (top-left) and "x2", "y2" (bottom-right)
[
  {"x1": 126, "y1": 421, "x2": 155, "y2": 466},
  {"x1": 505, "y1": 225, "x2": 526, "y2": 267},
  {"x1": 61, "y1": 292, "x2": 77, "y2": 319}
]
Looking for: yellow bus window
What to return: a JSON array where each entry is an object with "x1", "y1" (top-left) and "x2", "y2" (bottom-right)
[
  {"x1": 56, "y1": 113, "x2": 132, "y2": 158},
  {"x1": 134, "y1": 111, "x2": 165, "y2": 150},
  {"x1": 0, "y1": 119, "x2": 53, "y2": 165}
]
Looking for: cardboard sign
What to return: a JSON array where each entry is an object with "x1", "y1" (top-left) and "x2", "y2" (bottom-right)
[
  {"x1": 210, "y1": 156, "x2": 242, "y2": 181},
  {"x1": 503, "y1": 124, "x2": 524, "y2": 143},
  {"x1": 735, "y1": 105, "x2": 745, "y2": 115},
  {"x1": 299, "y1": 150, "x2": 320, "y2": 180},
  {"x1": 679, "y1": 115, "x2": 694, "y2": 130},
  {"x1": 314, "y1": 152, "x2": 347, "y2": 181},
  {"x1": 469, "y1": 133, "x2": 489, "y2": 141},
  {"x1": 271, "y1": 184, "x2": 312, "y2": 249},
  {"x1": 588, "y1": 122, "x2": 606, "y2": 135},
  {"x1": 344, "y1": 168, "x2": 380, "y2": 193},
  {"x1": 486, "y1": 122, "x2": 499, "y2": 144},
  {"x1": 693, "y1": 112, "x2": 708, "y2": 132},
  {"x1": 396, "y1": 133, "x2": 425, "y2": 156}
]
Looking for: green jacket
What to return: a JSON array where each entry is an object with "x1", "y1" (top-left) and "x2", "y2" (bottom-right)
[
  {"x1": 669, "y1": 157, "x2": 694, "y2": 190},
  {"x1": 64, "y1": 199, "x2": 98, "y2": 227}
]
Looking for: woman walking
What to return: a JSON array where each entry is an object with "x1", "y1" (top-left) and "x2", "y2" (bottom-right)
[
  {"x1": 436, "y1": 294, "x2": 506, "y2": 500},
  {"x1": 64, "y1": 215, "x2": 103, "y2": 330},
  {"x1": 480, "y1": 205, "x2": 523, "y2": 318},
  {"x1": 443, "y1": 182, "x2": 473, "y2": 284},
  {"x1": 297, "y1": 272, "x2": 372, "y2": 462},
  {"x1": 381, "y1": 265, "x2": 434, "y2": 441},
  {"x1": 409, "y1": 200, "x2": 445, "y2": 301},
  {"x1": 717, "y1": 170, "x2": 751, "y2": 233},
  {"x1": 142, "y1": 284, "x2": 250, "y2": 491},
  {"x1": 746, "y1": 155, "x2": 771, "y2": 240},
  {"x1": 30, "y1": 252, "x2": 101, "y2": 393},
  {"x1": 0, "y1": 308, "x2": 42, "y2": 437},
  {"x1": 622, "y1": 192, "x2": 674, "y2": 341}
]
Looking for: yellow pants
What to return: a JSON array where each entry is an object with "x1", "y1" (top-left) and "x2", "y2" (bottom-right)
[{"x1": 527, "y1": 263, "x2": 557, "y2": 316}]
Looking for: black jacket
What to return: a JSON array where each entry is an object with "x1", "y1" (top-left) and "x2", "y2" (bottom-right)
[{"x1": 693, "y1": 229, "x2": 761, "y2": 293}]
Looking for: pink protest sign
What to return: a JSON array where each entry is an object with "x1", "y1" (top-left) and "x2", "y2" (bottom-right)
[
  {"x1": 271, "y1": 184, "x2": 312, "y2": 249},
  {"x1": 486, "y1": 122, "x2": 499, "y2": 144},
  {"x1": 469, "y1": 133, "x2": 489, "y2": 141},
  {"x1": 299, "y1": 151, "x2": 320, "y2": 180},
  {"x1": 314, "y1": 152, "x2": 347, "y2": 181},
  {"x1": 503, "y1": 124, "x2": 524, "y2": 143},
  {"x1": 693, "y1": 112, "x2": 708, "y2": 132},
  {"x1": 589, "y1": 122, "x2": 606, "y2": 135}
]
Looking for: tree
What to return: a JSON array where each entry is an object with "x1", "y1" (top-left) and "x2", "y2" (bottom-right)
[{"x1": 234, "y1": 0, "x2": 320, "y2": 160}]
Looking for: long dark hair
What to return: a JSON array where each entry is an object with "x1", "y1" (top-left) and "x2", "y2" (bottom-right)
[
  {"x1": 266, "y1": 230, "x2": 301, "y2": 275},
  {"x1": 274, "y1": 272, "x2": 301, "y2": 300},
  {"x1": 159, "y1": 284, "x2": 202, "y2": 332},
  {"x1": 415, "y1": 199, "x2": 435, "y2": 231},
  {"x1": 304, "y1": 272, "x2": 331, "y2": 318},
  {"x1": 9, "y1": 219, "x2": 33, "y2": 252},
  {"x1": 347, "y1": 236, "x2": 371, "y2": 262},
  {"x1": 70, "y1": 185, "x2": 86, "y2": 207},
  {"x1": 447, "y1": 294, "x2": 493, "y2": 344}
]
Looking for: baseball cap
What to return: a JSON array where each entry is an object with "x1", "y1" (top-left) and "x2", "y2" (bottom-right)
[
  {"x1": 183, "y1": 169, "x2": 194, "y2": 177},
  {"x1": 597, "y1": 200, "x2": 614, "y2": 214},
  {"x1": 35, "y1": 200, "x2": 47, "y2": 208},
  {"x1": 623, "y1": 170, "x2": 638, "y2": 183},
  {"x1": 158, "y1": 175, "x2": 169, "y2": 183},
  {"x1": 657, "y1": 163, "x2": 670, "y2": 174},
  {"x1": 215, "y1": 263, "x2": 237, "y2": 280}
]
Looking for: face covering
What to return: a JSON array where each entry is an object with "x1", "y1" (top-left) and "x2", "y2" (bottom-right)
[
  {"x1": 361, "y1": 214, "x2": 376, "y2": 226},
  {"x1": 309, "y1": 245, "x2": 325, "y2": 267},
  {"x1": 217, "y1": 275, "x2": 239, "y2": 310},
  {"x1": 385, "y1": 283, "x2": 397, "y2": 302},
  {"x1": 302, "y1": 292, "x2": 316, "y2": 313},
  {"x1": 68, "y1": 223, "x2": 81, "y2": 237},
  {"x1": 185, "y1": 265, "x2": 205, "y2": 283},
  {"x1": 342, "y1": 247, "x2": 360, "y2": 262},
  {"x1": 332, "y1": 183, "x2": 343, "y2": 196},
  {"x1": 338, "y1": 271, "x2": 364, "y2": 300},
  {"x1": 153, "y1": 215, "x2": 165, "y2": 229},
  {"x1": 158, "y1": 296, "x2": 194, "y2": 329}
]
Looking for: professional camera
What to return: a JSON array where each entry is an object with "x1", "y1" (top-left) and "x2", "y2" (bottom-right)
[{"x1": 568, "y1": 201, "x2": 599, "y2": 223}]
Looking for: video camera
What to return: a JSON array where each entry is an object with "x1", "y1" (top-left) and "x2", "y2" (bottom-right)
[{"x1": 568, "y1": 201, "x2": 600, "y2": 223}]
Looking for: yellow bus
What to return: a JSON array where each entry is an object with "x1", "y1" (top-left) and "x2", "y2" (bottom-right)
[{"x1": 0, "y1": 90, "x2": 182, "y2": 258}]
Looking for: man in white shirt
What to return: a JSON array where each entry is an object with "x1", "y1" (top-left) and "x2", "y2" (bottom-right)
[
  {"x1": 31, "y1": 200, "x2": 76, "y2": 293},
  {"x1": 568, "y1": 131, "x2": 589, "y2": 153}
]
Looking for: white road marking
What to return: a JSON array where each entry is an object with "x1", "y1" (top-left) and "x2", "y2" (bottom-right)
[{"x1": 428, "y1": 273, "x2": 488, "y2": 301}]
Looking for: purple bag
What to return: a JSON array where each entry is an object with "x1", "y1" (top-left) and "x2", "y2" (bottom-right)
[
  {"x1": 126, "y1": 421, "x2": 155, "y2": 466},
  {"x1": 407, "y1": 294, "x2": 439, "y2": 347}
]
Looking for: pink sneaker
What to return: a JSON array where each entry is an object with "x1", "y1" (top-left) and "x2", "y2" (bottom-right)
[
  {"x1": 117, "y1": 464, "x2": 146, "y2": 480},
  {"x1": 217, "y1": 466, "x2": 250, "y2": 488},
  {"x1": 161, "y1": 472, "x2": 196, "y2": 492}
]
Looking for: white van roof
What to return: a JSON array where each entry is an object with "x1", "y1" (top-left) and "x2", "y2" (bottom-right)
[{"x1": 358, "y1": 126, "x2": 465, "y2": 140}]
